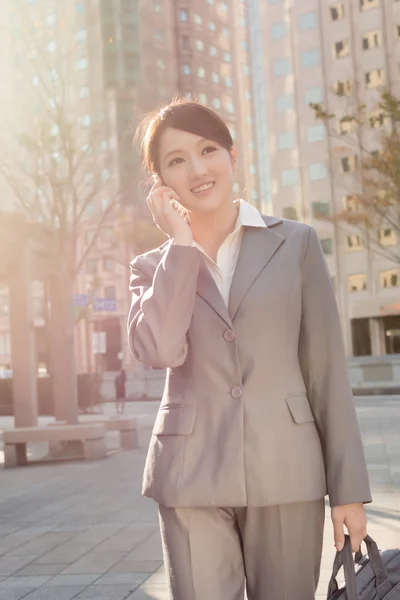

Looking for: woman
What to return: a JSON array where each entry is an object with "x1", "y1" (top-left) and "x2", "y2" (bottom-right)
[{"x1": 128, "y1": 99, "x2": 372, "y2": 600}]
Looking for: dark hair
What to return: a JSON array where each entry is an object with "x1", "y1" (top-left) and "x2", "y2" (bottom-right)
[{"x1": 135, "y1": 97, "x2": 234, "y2": 176}]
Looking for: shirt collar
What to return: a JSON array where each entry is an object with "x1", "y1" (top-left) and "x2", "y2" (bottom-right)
[{"x1": 233, "y1": 199, "x2": 267, "y2": 231}]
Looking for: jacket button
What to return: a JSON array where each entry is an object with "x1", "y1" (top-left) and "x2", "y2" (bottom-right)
[
  {"x1": 224, "y1": 329, "x2": 235, "y2": 342},
  {"x1": 231, "y1": 386, "x2": 242, "y2": 399}
]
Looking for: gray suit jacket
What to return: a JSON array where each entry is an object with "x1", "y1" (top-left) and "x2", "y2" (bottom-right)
[{"x1": 128, "y1": 217, "x2": 372, "y2": 508}]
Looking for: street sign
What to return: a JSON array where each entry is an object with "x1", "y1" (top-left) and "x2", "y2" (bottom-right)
[{"x1": 93, "y1": 298, "x2": 117, "y2": 312}]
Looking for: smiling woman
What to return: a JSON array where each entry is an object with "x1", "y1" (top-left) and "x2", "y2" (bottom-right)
[{"x1": 128, "y1": 97, "x2": 372, "y2": 600}]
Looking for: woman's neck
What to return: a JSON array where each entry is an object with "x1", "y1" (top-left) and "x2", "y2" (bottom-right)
[{"x1": 190, "y1": 200, "x2": 239, "y2": 261}]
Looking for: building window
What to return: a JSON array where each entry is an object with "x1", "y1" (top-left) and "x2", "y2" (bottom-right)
[
  {"x1": 77, "y1": 58, "x2": 88, "y2": 69},
  {"x1": 211, "y1": 72, "x2": 220, "y2": 83},
  {"x1": 81, "y1": 114, "x2": 91, "y2": 127},
  {"x1": 213, "y1": 98, "x2": 222, "y2": 109},
  {"x1": 344, "y1": 195, "x2": 362, "y2": 212},
  {"x1": 365, "y1": 69, "x2": 385, "y2": 88},
  {"x1": 102, "y1": 257, "x2": 115, "y2": 272},
  {"x1": 101, "y1": 227, "x2": 114, "y2": 244},
  {"x1": 274, "y1": 57, "x2": 291, "y2": 76},
  {"x1": 395, "y1": 25, "x2": 400, "y2": 39},
  {"x1": 271, "y1": 22, "x2": 288, "y2": 39},
  {"x1": 180, "y1": 8, "x2": 188, "y2": 21},
  {"x1": 196, "y1": 39, "x2": 204, "y2": 51},
  {"x1": 380, "y1": 269, "x2": 400, "y2": 289},
  {"x1": 225, "y1": 77, "x2": 233, "y2": 88},
  {"x1": 79, "y1": 86, "x2": 89, "y2": 98},
  {"x1": 76, "y1": 2, "x2": 85, "y2": 14},
  {"x1": 305, "y1": 87, "x2": 323, "y2": 104},
  {"x1": 243, "y1": 64, "x2": 250, "y2": 76},
  {"x1": 86, "y1": 259, "x2": 97, "y2": 274},
  {"x1": 252, "y1": 190, "x2": 259, "y2": 201},
  {"x1": 157, "y1": 59, "x2": 165, "y2": 69},
  {"x1": 104, "y1": 285, "x2": 116, "y2": 299},
  {"x1": 378, "y1": 228, "x2": 397, "y2": 246},
  {"x1": 199, "y1": 93, "x2": 208, "y2": 104},
  {"x1": 76, "y1": 29, "x2": 87, "y2": 43},
  {"x1": 363, "y1": 30, "x2": 382, "y2": 50},
  {"x1": 269, "y1": 0, "x2": 283, "y2": 3},
  {"x1": 223, "y1": 52, "x2": 232, "y2": 63},
  {"x1": 370, "y1": 109, "x2": 387, "y2": 128},
  {"x1": 47, "y1": 41, "x2": 57, "y2": 53},
  {"x1": 46, "y1": 14, "x2": 56, "y2": 26},
  {"x1": 278, "y1": 132, "x2": 296, "y2": 149},
  {"x1": 197, "y1": 66, "x2": 205, "y2": 78},
  {"x1": 301, "y1": 49, "x2": 320, "y2": 68},
  {"x1": 348, "y1": 274, "x2": 367, "y2": 291},
  {"x1": 334, "y1": 39, "x2": 350, "y2": 58},
  {"x1": 183, "y1": 64, "x2": 190, "y2": 75},
  {"x1": 360, "y1": 0, "x2": 379, "y2": 10},
  {"x1": 85, "y1": 230, "x2": 95, "y2": 245},
  {"x1": 181, "y1": 36, "x2": 190, "y2": 50},
  {"x1": 299, "y1": 12, "x2": 317, "y2": 31},
  {"x1": 346, "y1": 234, "x2": 364, "y2": 250},
  {"x1": 320, "y1": 238, "x2": 333, "y2": 255},
  {"x1": 283, "y1": 207, "x2": 299, "y2": 220},
  {"x1": 307, "y1": 124, "x2": 325, "y2": 142},
  {"x1": 330, "y1": 4, "x2": 345, "y2": 20},
  {"x1": 225, "y1": 101, "x2": 235, "y2": 114},
  {"x1": 194, "y1": 14, "x2": 202, "y2": 25},
  {"x1": 250, "y1": 164, "x2": 257, "y2": 175},
  {"x1": 281, "y1": 169, "x2": 298, "y2": 186},
  {"x1": 208, "y1": 21, "x2": 216, "y2": 31},
  {"x1": 309, "y1": 163, "x2": 328, "y2": 180},
  {"x1": 332, "y1": 80, "x2": 352, "y2": 96},
  {"x1": 341, "y1": 155, "x2": 358, "y2": 173},
  {"x1": 312, "y1": 202, "x2": 330, "y2": 218},
  {"x1": 338, "y1": 115, "x2": 356, "y2": 134},
  {"x1": 277, "y1": 94, "x2": 293, "y2": 111},
  {"x1": 210, "y1": 45, "x2": 218, "y2": 56}
]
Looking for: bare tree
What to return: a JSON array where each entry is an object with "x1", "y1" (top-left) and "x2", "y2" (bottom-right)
[
  {"x1": 0, "y1": 6, "x2": 120, "y2": 422},
  {"x1": 310, "y1": 88, "x2": 400, "y2": 266}
]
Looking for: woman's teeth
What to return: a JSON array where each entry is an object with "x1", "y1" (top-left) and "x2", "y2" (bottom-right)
[{"x1": 192, "y1": 182, "x2": 215, "y2": 193}]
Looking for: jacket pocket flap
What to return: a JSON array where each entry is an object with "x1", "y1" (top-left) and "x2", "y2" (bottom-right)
[
  {"x1": 153, "y1": 405, "x2": 195, "y2": 436},
  {"x1": 285, "y1": 395, "x2": 315, "y2": 424}
]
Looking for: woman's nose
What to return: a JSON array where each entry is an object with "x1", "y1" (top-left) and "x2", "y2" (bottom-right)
[{"x1": 189, "y1": 158, "x2": 207, "y2": 178}]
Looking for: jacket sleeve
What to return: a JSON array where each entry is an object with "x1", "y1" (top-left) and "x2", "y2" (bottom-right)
[
  {"x1": 299, "y1": 226, "x2": 372, "y2": 507},
  {"x1": 128, "y1": 243, "x2": 202, "y2": 369}
]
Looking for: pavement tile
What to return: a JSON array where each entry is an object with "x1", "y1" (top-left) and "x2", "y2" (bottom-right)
[
  {"x1": 46, "y1": 574, "x2": 100, "y2": 586},
  {"x1": 108, "y1": 560, "x2": 162, "y2": 574},
  {"x1": 0, "y1": 576, "x2": 50, "y2": 588},
  {"x1": 0, "y1": 589, "x2": 35, "y2": 600},
  {"x1": 94, "y1": 573, "x2": 149, "y2": 586},
  {"x1": 75, "y1": 584, "x2": 139, "y2": 598},
  {"x1": 60, "y1": 552, "x2": 126, "y2": 575},
  {"x1": 14, "y1": 564, "x2": 69, "y2": 576},
  {"x1": 21, "y1": 585, "x2": 86, "y2": 600},
  {"x1": 0, "y1": 557, "x2": 37, "y2": 577}
]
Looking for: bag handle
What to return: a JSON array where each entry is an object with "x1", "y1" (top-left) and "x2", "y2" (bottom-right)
[{"x1": 327, "y1": 535, "x2": 389, "y2": 600}]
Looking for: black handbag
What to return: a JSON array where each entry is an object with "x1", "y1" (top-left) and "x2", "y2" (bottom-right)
[{"x1": 327, "y1": 534, "x2": 400, "y2": 599}]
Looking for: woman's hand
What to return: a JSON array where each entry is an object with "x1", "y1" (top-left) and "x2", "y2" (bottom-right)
[
  {"x1": 331, "y1": 503, "x2": 367, "y2": 552},
  {"x1": 146, "y1": 182, "x2": 193, "y2": 246}
]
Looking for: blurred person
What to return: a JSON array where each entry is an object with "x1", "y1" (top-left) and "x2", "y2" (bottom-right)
[
  {"x1": 127, "y1": 99, "x2": 371, "y2": 600},
  {"x1": 114, "y1": 368, "x2": 126, "y2": 414}
]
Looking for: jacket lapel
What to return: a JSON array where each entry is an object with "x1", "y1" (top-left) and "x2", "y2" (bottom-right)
[
  {"x1": 197, "y1": 258, "x2": 233, "y2": 328},
  {"x1": 228, "y1": 220, "x2": 285, "y2": 320}
]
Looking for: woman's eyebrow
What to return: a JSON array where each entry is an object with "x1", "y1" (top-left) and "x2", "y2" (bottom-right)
[{"x1": 163, "y1": 138, "x2": 210, "y2": 161}]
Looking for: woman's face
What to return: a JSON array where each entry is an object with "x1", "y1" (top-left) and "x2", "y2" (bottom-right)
[{"x1": 157, "y1": 127, "x2": 235, "y2": 215}]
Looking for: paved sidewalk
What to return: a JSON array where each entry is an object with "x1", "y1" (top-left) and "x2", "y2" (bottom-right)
[{"x1": 0, "y1": 396, "x2": 399, "y2": 599}]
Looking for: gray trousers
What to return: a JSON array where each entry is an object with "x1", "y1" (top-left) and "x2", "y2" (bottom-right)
[{"x1": 159, "y1": 499, "x2": 325, "y2": 600}]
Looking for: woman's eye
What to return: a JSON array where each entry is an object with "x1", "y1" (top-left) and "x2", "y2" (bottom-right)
[
  {"x1": 168, "y1": 157, "x2": 184, "y2": 167},
  {"x1": 202, "y1": 146, "x2": 217, "y2": 154}
]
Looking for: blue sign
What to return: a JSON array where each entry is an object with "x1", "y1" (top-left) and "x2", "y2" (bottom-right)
[
  {"x1": 73, "y1": 295, "x2": 116, "y2": 312},
  {"x1": 93, "y1": 298, "x2": 117, "y2": 312}
]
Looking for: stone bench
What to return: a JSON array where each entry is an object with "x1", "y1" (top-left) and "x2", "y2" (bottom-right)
[
  {"x1": 3, "y1": 424, "x2": 107, "y2": 468},
  {"x1": 48, "y1": 418, "x2": 138, "y2": 453}
]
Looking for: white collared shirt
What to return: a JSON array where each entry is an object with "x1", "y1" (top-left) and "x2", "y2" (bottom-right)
[{"x1": 192, "y1": 199, "x2": 267, "y2": 307}]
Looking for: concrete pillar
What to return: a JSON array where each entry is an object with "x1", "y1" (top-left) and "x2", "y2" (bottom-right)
[
  {"x1": 8, "y1": 250, "x2": 38, "y2": 427},
  {"x1": 48, "y1": 274, "x2": 79, "y2": 424},
  {"x1": 369, "y1": 317, "x2": 386, "y2": 356}
]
